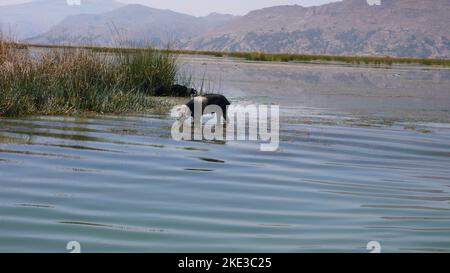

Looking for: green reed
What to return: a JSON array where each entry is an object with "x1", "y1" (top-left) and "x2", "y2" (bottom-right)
[{"x1": 0, "y1": 39, "x2": 183, "y2": 117}]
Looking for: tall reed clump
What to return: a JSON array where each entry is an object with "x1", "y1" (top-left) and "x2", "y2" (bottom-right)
[
  {"x1": 0, "y1": 39, "x2": 180, "y2": 117},
  {"x1": 117, "y1": 48, "x2": 178, "y2": 95}
]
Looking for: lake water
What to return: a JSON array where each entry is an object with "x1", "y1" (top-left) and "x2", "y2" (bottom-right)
[{"x1": 1, "y1": 56, "x2": 450, "y2": 253}]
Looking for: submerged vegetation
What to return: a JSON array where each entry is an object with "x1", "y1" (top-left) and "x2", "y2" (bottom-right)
[{"x1": 0, "y1": 38, "x2": 182, "y2": 117}]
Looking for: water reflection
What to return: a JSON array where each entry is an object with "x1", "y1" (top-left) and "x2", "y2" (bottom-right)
[{"x1": 1, "y1": 58, "x2": 450, "y2": 252}]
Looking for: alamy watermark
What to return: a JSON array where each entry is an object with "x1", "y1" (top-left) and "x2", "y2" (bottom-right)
[
  {"x1": 64, "y1": 239, "x2": 379, "y2": 252},
  {"x1": 366, "y1": 0, "x2": 382, "y2": 6},
  {"x1": 66, "y1": 241, "x2": 81, "y2": 253},
  {"x1": 171, "y1": 100, "x2": 280, "y2": 152},
  {"x1": 66, "y1": 0, "x2": 81, "y2": 6},
  {"x1": 367, "y1": 241, "x2": 382, "y2": 253}
]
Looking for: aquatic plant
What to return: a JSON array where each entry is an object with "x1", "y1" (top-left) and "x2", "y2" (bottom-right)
[
  {"x1": 0, "y1": 38, "x2": 182, "y2": 117},
  {"x1": 162, "y1": 49, "x2": 450, "y2": 67},
  {"x1": 23, "y1": 43, "x2": 450, "y2": 66}
]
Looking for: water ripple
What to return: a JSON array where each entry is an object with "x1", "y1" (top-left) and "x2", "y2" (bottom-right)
[{"x1": 1, "y1": 112, "x2": 450, "y2": 252}]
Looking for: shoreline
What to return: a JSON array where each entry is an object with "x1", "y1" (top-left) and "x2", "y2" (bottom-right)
[
  {"x1": 20, "y1": 43, "x2": 450, "y2": 67},
  {"x1": 0, "y1": 96, "x2": 185, "y2": 118},
  {"x1": 1, "y1": 40, "x2": 187, "y2": 118}
]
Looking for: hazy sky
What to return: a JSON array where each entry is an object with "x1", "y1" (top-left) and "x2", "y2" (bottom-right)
[{"x1": 0, "y1": 0, "x2": 340, "y2": 16}]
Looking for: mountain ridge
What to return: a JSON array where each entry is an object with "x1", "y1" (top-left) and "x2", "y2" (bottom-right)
[
  {"x1": 188, "y1": 0, "x2": 450, "y2": 58},
  {"x1": 6, "y1": 0, "x2": 450, "y2": 58},
  {"x1": 27, "y1": 3, "x2": 238, "y2": 47}
]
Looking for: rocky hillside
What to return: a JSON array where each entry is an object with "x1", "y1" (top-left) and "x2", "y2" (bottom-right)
[
  {"x1": 16, "y1": 0, "x2": 450, "y2": 58},
  {"x1": 189, "y1": 0, "x2": 450, "y2": 58}
]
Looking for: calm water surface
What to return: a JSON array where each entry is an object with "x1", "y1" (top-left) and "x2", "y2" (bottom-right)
[{"x1": 1, "y1": 56, "x2": 450, "y2": 252}]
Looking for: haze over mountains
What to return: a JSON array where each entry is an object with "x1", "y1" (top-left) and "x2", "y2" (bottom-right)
[
  {"x1": 28, "y1": 4, "x2": 238, "y2": 47},
  {"x1": 0, "y1": 0, "x2": 124, "y2": 39},
  {"x1": 1, "y1": 0, "x2": 450, "y2": 58}
]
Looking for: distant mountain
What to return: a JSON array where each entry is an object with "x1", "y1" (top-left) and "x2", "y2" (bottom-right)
[
  {"x1": 0, "y1": 0, "x2": 124, "y2": 39},
  {"x1": 203, "y1": 13, "x2": 237, "y2": 28},
  {"x1": 189, "y1": 0, "x2": 450, "y2": 58},
  {"x1": 27, "y1": 4, "x2": 238, "y2": 47},
  {"x1": 18, "y1": 0, "x2": 450, "y2": 58}
]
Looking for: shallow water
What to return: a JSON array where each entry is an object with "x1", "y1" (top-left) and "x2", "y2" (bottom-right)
[{"x1": 1, "y1": 57, "x2": 450, "y2": 252}]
